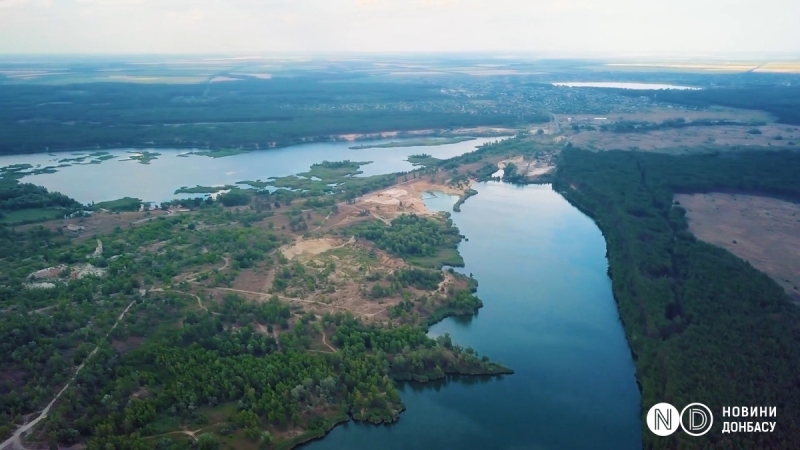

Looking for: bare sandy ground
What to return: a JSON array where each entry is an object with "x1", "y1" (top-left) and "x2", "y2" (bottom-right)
[
  {"x1": 281, "y1": 237, "x2": 353, "y2": 260},
  {"x1": 356, "y1": 179, "x2": 468, "y2": 222},
  {"x1": 497, "y1": 156, "x2": 554, "y2": 177},
  {"x1": 677, "y1": 193, "x2": 800, "y2": 302}
]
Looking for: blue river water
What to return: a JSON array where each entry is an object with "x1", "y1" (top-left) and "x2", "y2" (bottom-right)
[
  {"x1": 303, "y1": 182, "x2": 642, "y2": 450},
  {"x1": 0, "y1": 139, "x2": 642, "y2": 449},
  {"x1": 0, "y1": 137, "x2": 502, "y2": 204}
]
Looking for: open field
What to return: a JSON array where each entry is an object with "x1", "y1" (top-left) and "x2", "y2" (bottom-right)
[
  {"x1": 605, "y1": 60, "x2": 800, "y2": 73},
  {"x1": 556, "y1": 107, "x2": 774, "y2": 124},
  {"x1": 677, "y1": 193, "x2": 800, "y2": 302},
  {"x1": 560, "y1": 105, "x2": 799, "y2": 152},
  {"x1": 16, "y1": 209, "x2": 170, "y2": 240},
  {"x1": 569, "y1": 123, "x2": 800, "y2": 152}
]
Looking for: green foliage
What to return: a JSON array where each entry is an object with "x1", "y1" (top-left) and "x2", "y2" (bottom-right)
[
  {"x1": 187, "y1": 149, "x2": 252, "y2": 158},
  {"x1": 93, "y1": 197, "x2": 143, "y2": 212},
  {"x1": 406, "y1": 153, "x2": 443, "y2": 168},
  {"x1": 351, "y1": 137, "x2": 475, "y2": 150},
  {"x1": 392, "y1": 268, "x2": 443, "y2": 290},
  {"x1": 350, "y1": 214, "x2": 464, "y2": 267},
  {"x1": 217, "y1": 189, "x2": 250, "y2": 207},
  {"x1": 174, "y1": 185, "x2": 236, "y2": 195},
  {"x1": 453, "y1": 189, "x2": 477, "y2": 212},
  {"x1": 0, "y1": 80, "x2": 523, "y2": 154},
  {"x1": 0, "y1": 180, "x2": 82, "y2": 225},
  {"x1": 555, "y1": 147, "x2": 800, "y2": 449}
]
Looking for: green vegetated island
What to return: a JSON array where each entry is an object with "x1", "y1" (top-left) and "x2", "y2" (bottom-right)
[
  {"x1": 0, "y1": 147, "x2": 516, "y2": 450},
  {"x1": 236, "y1": 160, "x2": 374, "y2": 195},
  {"x1": 349, "y1": 137, "x2": 476, "y2": 150}
]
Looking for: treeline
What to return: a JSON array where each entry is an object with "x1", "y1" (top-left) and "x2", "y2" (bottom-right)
[
  {"x1": 599, "y1": 117, "x2": 751, "y2": 133},
  {"x1": 616, "y1": 86, "x2": 800, "y2": 125},
  {"x1": 44, "y1": 300, "x2": 504, "y2": 448},
  {"x1": 0, "y1": 181, "x2": 80, "y2": 212},
  {"x1": 0, "y1": 79, "x2": 523, "y2": 154},
  {"x1": 554, "y1": 148, "x2": 800, "y2": 449}
]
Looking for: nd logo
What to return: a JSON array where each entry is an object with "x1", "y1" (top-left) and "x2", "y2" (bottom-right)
[{"x1": 646, "y1": 403, "x2": 713, "y2": 437}]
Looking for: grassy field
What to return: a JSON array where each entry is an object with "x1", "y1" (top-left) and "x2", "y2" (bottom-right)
[
  {"x1": 408, "y1": 248, "x2": 464, "y2": 269},
  {"x1": 0, "y1": 208, "x2": 65, "y2": 225}
]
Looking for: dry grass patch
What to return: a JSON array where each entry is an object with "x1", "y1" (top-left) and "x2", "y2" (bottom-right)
[{"x1": 677, "y1": 193, "x2": 800, "y2": 302}]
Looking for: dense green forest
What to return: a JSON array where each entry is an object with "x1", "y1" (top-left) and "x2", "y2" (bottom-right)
[
  {"x1": 0, "y1": 179, "x2": 83, "y2": 225},
  {"x1": 617, "y1": 86, "x2": 800, "y2": 125},
  {"x1": 350, "y1": 214, "x2": 461, "y2": 261},
  {"x1": 554, "y1": 148, "x2": 800, "y2": 449},
  {"x1": 0, "y1": 160, "x2": 510, "y2": 448},
  {"x1": 0, "y1": 79, "x2": 544, "y2": 154}
]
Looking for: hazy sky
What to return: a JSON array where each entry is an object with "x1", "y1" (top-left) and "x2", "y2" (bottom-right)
[{"x1": 1, "y1": 0, "x2": 798, "y2": 56}]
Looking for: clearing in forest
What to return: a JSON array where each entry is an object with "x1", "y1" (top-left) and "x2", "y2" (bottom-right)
[{"x1": 677, "y1": 193, "x2": 800, "y2": 302}]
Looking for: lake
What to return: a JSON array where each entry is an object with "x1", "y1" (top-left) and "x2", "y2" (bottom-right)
[
  {"x1": 552, "y1": 82, "x2": 700, "y2": 90},
  {"x1": 303, "y1": 182, "x2": 642, "y2": 450},
  {"x1": 0, "y1": 137, "x2": 502, "y2": 204}
]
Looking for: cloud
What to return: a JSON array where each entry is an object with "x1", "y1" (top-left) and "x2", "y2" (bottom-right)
[
  {"x1": 0, "y1": 0, "x2": 32, "y2": 8},
  {"x1": 165, "y1": 8, "x2": 210, "y2": 26},
  {"x1": 0, "y1": 0, "x2": 798, "y2": 55}
]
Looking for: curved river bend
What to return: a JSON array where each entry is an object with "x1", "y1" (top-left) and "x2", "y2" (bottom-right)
[
  {"x1": 0, "y1": 140, "x2": 642, "y2": 449},
  {"x1": 304, "y1": 182, "x2": 642, "y2": 450}
]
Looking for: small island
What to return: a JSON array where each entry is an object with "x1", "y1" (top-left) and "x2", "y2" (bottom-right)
[{"x1": 350, "y1": 137, "x2": 476, "y2": 150}]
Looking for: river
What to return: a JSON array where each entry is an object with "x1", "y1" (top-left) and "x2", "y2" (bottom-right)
[
  {"x1": 1, "y1": 139, "x2": 642, "y2": 449},
  {"x1": 303, "y1": 182, "x2": 642, "y2": 450},
  {"x1": 0, "y1": 137, "x2": 502, "y2": 204}
]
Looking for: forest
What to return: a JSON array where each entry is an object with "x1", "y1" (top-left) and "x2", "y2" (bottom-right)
[
  {"x1": 0, "y1": 79, "x2": 531, "y2": 154},
  {"x1": 554, "y1": 148, "x2": 800, "y2": 449},
  {"x1": 0, "y1": 157, "x2": 511, "y2": 449},
  {"x1": 349, "y1": 214, "x2": 465, "y2": 268},
  {"x1": 0, "y1": 179, "x2": 83, "y2": 225}
]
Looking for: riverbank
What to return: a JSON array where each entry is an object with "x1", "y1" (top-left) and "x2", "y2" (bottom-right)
[{"x1": 349, "y1": 137, "x2": 476, "y2": 150}]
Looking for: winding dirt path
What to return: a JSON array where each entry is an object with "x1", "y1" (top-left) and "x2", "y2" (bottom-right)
[
  {"x1": 312, "y1": 210, "x2": 334, "y2": 232},
  {"x1": 320, "y1": 330, "x2": 337, "y2": 353},
  {"x1": 184, "y1": 255, "x2": 230, "y2": 283},
  {"x1": 154, "y1": 288, "x2": 220, "y2": 316},
  {"x1": 0, "y1": 300, "x2": 137, "y2": 450},
  {"x1": 144, "y1": 427, "x2": 208, "y2": 442}
]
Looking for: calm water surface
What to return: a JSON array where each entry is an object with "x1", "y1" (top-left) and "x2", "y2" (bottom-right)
[
  {"x1": 0, "y1": 137, "x2": 501, "y2": 204},
  {"x1": 305, "y1": 183, "x2": 642, "y2": 450},
  {"x1": 2, "y1": 140, "x2": 642, "y2": 448}
]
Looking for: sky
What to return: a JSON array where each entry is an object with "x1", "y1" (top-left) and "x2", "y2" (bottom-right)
[{"x1": 0, "y1": 0, "x2": 798, "y2": 56}]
